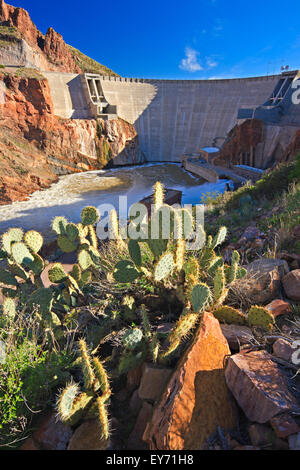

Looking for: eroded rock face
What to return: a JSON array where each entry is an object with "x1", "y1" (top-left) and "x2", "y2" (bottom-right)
[
  {"x1": 225, "y1": 350, "x2": 300, "y2": 423},
  {"x1": 0, "y1": 0, "x2": 101, "y2": 73},
  {"x1": 43, "y1": 27, "x2": 81, "y2": 73},
  {"x1": 143, "y1": 312, "x2": 237, "y2": 450}
]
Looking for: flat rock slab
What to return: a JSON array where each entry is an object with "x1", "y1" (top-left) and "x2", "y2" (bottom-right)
[
  {"x1": 143, "y1": 312, "x2": 237, "y2": 450},
  {"x1": 225, "y1": 350, "x2": 300, "y2": 423}
]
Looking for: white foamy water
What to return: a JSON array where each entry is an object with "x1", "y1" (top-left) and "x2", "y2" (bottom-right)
[{"x1": 0, "y1": 164, "x2": 231, "y2": 241}]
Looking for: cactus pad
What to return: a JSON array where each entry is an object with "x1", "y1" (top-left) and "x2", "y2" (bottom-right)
[
  {"x1": 48, "y1": 263, "x2": 68, "y2": 283},
  {"x1": 11, "y1": 242, "x2": 34, "y2": 265},
  {"x1": 81, "y1": 206, "x2": 100, "y2": 226},
  {"x1": 24, "y1": 230, "x2": 44, "y2": 253},
  {"x1": 122, "y1": 328, "x2": 143, "y2": 350},
  {"x1": 57, "y1": 235, "x2": 78, "y2": 253},
  {"x1": 52, "y1": 216, "x2": 68, "y2": 235},
  {"x1": 247, "y1": 306, "x2": 275, "y2": 331},
  {"x1": 213, "y1": 306, "x2": 246, "y2": 325},
  {"x1": 113, "y1": 260, "x2": 139, "y2": 283},
  {"x1": 154, "y1": 253, "x2": 175, "y2": 282},
  {"x1": 128, "y1": 239, "x2": 142, "y2": 267},
  {"x1": 191, "y1": 283, "x2": 211, "y2": 312}
]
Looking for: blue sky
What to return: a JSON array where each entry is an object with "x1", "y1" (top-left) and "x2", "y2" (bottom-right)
[{"x1": 11, "y1": 0, "x2": 300, "y2": 79}]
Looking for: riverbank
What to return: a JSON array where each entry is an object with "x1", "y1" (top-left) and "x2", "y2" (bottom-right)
[{"x1": 0, "y1": 163, "x2": 233, "y2": 242}]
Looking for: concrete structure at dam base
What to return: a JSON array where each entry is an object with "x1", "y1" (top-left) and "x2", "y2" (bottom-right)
[{"x1": 21, "y1": 67, "x2": 300, "y2": 177}]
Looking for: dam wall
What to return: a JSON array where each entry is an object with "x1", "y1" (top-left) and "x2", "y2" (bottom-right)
[
  {"x1": 44, "y1": 72, "x2": 288, "y2": 162},
  {"x1": 99, "y1": 76, "x2": 280, "y2": 162}
]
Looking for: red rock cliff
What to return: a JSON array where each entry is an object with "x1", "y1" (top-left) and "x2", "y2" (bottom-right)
[{"x1": 0, "y1": 0, "x2": 117, "y2": 74}]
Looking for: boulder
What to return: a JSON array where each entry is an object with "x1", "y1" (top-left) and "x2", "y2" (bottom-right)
[
  {"x1": 232, "y1": 258, "x2": 288, "y2": 305},
  {"x1": 270, "y1": 413, "x2": 300, "y2": 439},
  {"x1": 67, "y1": 420, "x2": 109, "y2": 450},
  {"x1": 127, "y1": 402, "x2": 153, "y2": 450},
  {"x1": 238, "y1": 226, "x2": 265, "y2": 244},
  {"x1": 138, "y1": 364, "x2": 172, "y2": 402},
  {"x1": 220, "y1": 324, "x2": 255, "y2": 350},
  {"x1": 143, "y1": 312, "x2": 237, "y2": 450},
  {"x1": 273, "y1": 339, "x2": 294, "y2": 362},
  {"x1": 282, "y1": 270, "x2": 300, "y2": 301},
  {"x1": 289, "y1": 432, "x2": 300, "y2": 450},
  {"x1": 32, "y1": 411, "x2": 72, "y2": 450},
  {"x1": 266, "y1": 299, "x2": 292, "y2": 318},
  {"x1": 249, "y1": 423, "x2": 275, "y2": 447},
  {"x1": 225, "y1": 350, "x2": 300, "y2": 423}
]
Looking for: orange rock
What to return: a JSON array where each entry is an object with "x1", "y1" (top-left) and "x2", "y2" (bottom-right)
[
  {"x1": 143, "y1": 312, "x2": 237, "y2": 450},
  {"x1": 266, "y1": 299, "x2": 292, "y2": 318}
]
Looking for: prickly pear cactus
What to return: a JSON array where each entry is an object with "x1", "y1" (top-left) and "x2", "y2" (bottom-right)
[
  {"x1": 191, "y1": 283, "x2": 212, "y2": 312},
  {"x1": 81, "y1": 206, "x2": 100, "y2": 226},
  {"x1": 48, "y1": 263, "x2": 68, "y2": 284},
  {"x1": 128, "y1": 239, "x2": 142, "y2": 267},
  {"x1": 213, "y1": 306, "x2": 246, "y2": 325},
  {"x1": 122, "y1": 328, "x2": 143, "y2": 351},
  {"x1": 52, "y1": 216, "x2": 68, "y2": 235},
  {"x1": 113, "y1": 260, "x2": 140, "y2": 283},
  {"x1": 154, "y1": 253, "x2": 175, "y2": 282},
  {"x1": 24, "y1": 230, "x2": 44, "y2": 253},
  {"x1": 247, "y1": 306, "x2": 275, "y2": 331}
]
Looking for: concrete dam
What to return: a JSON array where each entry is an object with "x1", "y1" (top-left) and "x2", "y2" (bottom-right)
[{"x1": 43, "y1": 70, "x2": 300, "y2": 164}]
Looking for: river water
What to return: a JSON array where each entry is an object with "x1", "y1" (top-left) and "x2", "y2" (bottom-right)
[{"x1": 0, "y1": 163, "x2": 231, "y2": 242}]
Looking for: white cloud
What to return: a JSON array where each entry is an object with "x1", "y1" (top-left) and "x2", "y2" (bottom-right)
[
  {"x1": 206, "y1": 57, "x2": 218, "y2": 68},
  {"x1": 179, "y1": 48, "x2": 203, "y2": 72}
]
